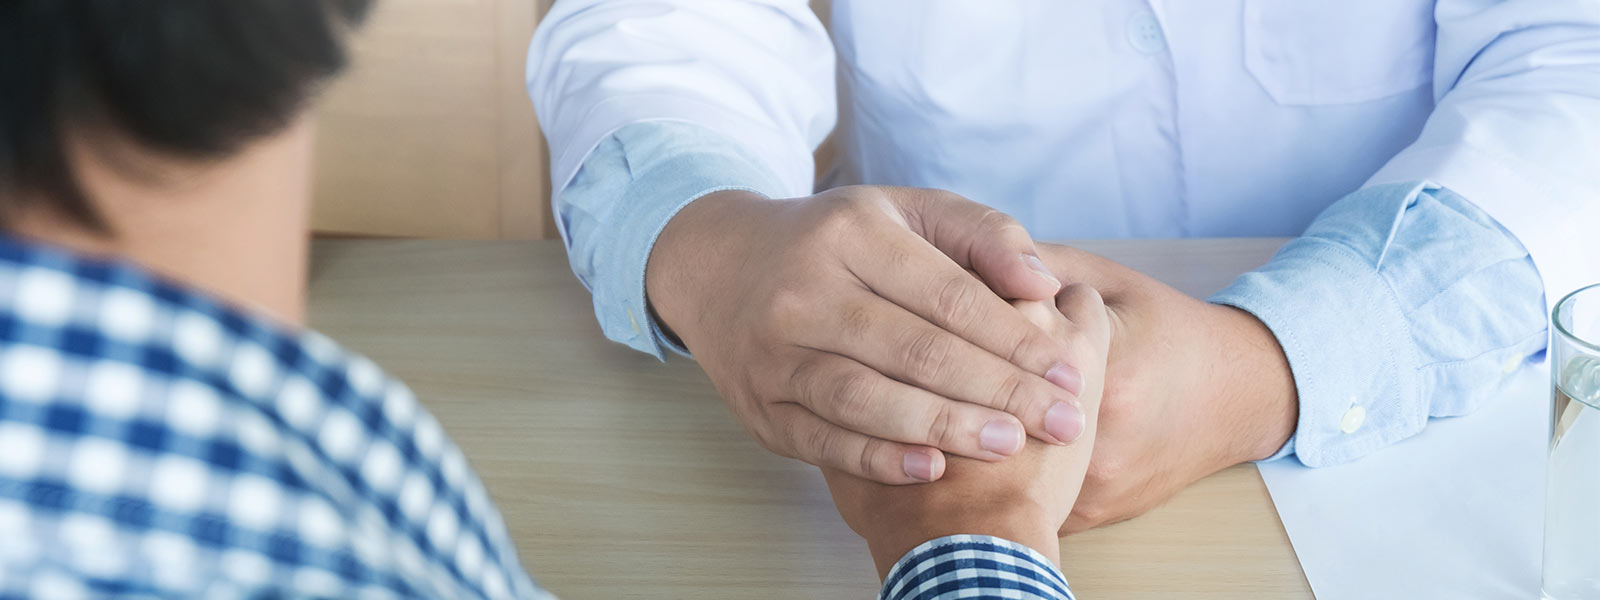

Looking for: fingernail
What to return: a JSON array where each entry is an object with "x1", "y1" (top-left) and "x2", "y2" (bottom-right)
[
  {"x1": 1046, "y1": 401, "x2": 1085, "y2": 443},
  {"x1": 1021, "y1": 254, "x2": 1061, "y2": 288},
  {"x1": 1045, "y1": 363, "x2": 1082, "y2": 396},
  {"x1": 903, "y1": 451, "x2": 936, "y2": 482},
  {"x1": 979, "y1": 419, "x2": 1023, "y2": 455}
]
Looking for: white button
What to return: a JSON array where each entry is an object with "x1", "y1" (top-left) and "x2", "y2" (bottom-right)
[
  {"x1": 1502, "y1": 354, "x2": 1522, "y2": 374},
  {"x1": 1126, "y1": 11, "x2": 1167, "y2": 55},
  {"x1": 1340, "y1": 405, "x2": 1367, "y2": 434},
  {"x1": 627, "y1": 308, "x2": 642, "y2": 335}
]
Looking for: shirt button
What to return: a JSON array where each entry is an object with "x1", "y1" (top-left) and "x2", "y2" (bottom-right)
[
  {"x1": 1126, "y1": 11, "x2": 1167, "y2": 55},
  {"x1": 1340, "y1": 405, "x2": 1367, "y2": 434},
  {"x1": 627, "y1": 307, "x2": 642, "y2": 335}
]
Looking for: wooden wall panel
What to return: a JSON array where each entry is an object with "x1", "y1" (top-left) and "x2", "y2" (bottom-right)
[
  {"x1": 312, "y1": 0, "x2": 832, "y2": 240},
  {"x1": 312, "y1": 0, "x2": 546, "y2": 239}
]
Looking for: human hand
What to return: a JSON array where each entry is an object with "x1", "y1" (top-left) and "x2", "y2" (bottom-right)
[
  {"x1": 1033, "y1": 244, "x2": 1298, "y2": 534},
  {"x1": 820, "y1": 286, "x2": 1111, "y2": 576},
  {"x1": 647, "y1": 186, "x2": 1096, "y2": 484}
]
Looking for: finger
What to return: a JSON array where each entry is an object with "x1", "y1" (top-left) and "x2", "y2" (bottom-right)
[
  {"x1": 1010, "y1": 299, "x2": 1066, "y2": 335},
  {"x1": 848, "y1": 228, "x2": 1079, "y2": 383},
  {"x1": 770, "y1": 402, "x2": 947, "y2": 485},
  {"x1": 787, "y1": 350, "x2": 1026, "y2": 459},
  {"x1": 805, "y1": 294, "x2": 1090, "y2": 445},
  {"x1": 886, "y1": 188, "x2": 1060, "y2": 300},
  {"x1": 1056, "y1": 282, "x2": 1111, "y2": 351}
]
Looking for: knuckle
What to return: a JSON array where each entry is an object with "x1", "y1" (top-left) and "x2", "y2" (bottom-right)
[
  {"x1": 759, "y1": 416, "x2": 802, "y2": 458},
  {"x1": 977, "y1": 208, "x2": 1028, "y2": 239},
  {"x1": 929, "y1": 275, "x2": 979, "y2": 328},
  {"x1": 897, "y1": 328, "x2": 954, "y2": 384},
  {"x1": 787, "y1": 356, "x2": 825, "y2": 401},
  {"x1": 804, "y1": 423, "x2": 841, "y2": 463},
  {"x1": 882, "y1": 243, "x2": 915, "y2": 272},
  {"x1": 1011, "y1": 301, "x2": 1056, "y2": 329},
  {"x1": 832, "y1": 370, "x2": 878, "y2": 418},
  {"x1": 924, "y1": 404, "x2": 957, "y2": 448},
  {"x1": 976, "y1": 207, "x2": 1017, "y2": 230},
  {"x1": 1007, "y1": 328, "x2": 1060, "y2": 367},
  {"x1": 858, "y1": 437, "x2": 889, "y2": 478},
  {"x1": 814, "y1": 193, "x2": 877, "y2": 239},
  {"x1": 988, "y1": 370, "x2": 1031, "y2": 414}
]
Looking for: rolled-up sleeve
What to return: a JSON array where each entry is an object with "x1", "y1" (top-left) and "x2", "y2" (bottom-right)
[
  {"x1": 1366, "y1": 0, "x2": 1600, "y2": 310},
  {"x1": 1211, "y1": 181, "x2": 1547, "y2": 466},
  {"x1": 1224, "y1": 0, "x2": 1600, "y2": 466},
  {"x1": 557, "y1": 121, "x2": 787, "y2": 358},
  {"x1": 527, "y1": 1, "x2": 835, "y2": 358}
]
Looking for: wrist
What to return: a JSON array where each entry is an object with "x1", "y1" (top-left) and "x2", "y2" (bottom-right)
[
  {"x1": 644, "y1": 189, "x2": 769, "y2": 342},
  {"x1": 1206, "y1": 304, "x2": 1299, "y2": 462},
  {"x1": 862, "y1": 492, "x2": 1061, "y2": 579}
]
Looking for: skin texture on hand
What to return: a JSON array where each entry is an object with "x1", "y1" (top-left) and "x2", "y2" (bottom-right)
[
  {"x1": 822, "y1": 287, "x2": 1112, "y2": 578},
  {"x1": 1033, "y1": 243, "x2": 1299, "y2": 533},
  {"x1": 646, "y1": 186, "x2": 1101, "y2": 485}
]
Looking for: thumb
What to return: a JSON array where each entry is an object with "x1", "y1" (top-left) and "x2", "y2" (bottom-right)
[{"x1": 887, "y1": 187, "x2": 1061, "y2": 301}]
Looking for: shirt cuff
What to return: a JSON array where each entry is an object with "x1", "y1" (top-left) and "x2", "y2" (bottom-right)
[
  {"x1": 570, "y1": 121, "x2": 789, "y2": 360},
  {"x1": 1367, "y1": 141, "x2": 1592, "y2": 312},
  {"x1": 1209, "y1": 183, "x2": 1429, "y2": 467},
  {"x1": 878, "y1": 535, "x2": 1075, "y2": 600}
]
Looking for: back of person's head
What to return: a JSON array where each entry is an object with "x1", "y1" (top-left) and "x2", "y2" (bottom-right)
[{"x1": 0, "y1": 0, "x2": 372, "y2": 231}]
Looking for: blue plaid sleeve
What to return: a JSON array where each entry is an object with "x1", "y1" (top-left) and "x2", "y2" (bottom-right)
[
  {"x1": 0, "y1": 236, "x2": 552, "y2": 598},
  {"x1": 878, "y1": 535, "x2": 1076, "y2": 600}
]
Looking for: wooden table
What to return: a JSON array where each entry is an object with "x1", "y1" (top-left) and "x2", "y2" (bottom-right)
[{"x1": 307, "y1": 239, "x2": 1313, "y2": 599}]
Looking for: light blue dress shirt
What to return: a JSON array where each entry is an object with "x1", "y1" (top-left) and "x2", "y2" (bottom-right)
[
  {"x1": 532, "y1": 1, "x2": 1593, "y2": 593},
  {"x1": 557, "y1": 119, "x2": 1548, "y2": 469},
  {"x1": 555, "y1": 119, "x2": 1546, "y2": 596}
]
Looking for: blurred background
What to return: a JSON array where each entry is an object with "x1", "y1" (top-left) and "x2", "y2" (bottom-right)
[{"x1": 313, "y1": 0, "x2": 834, "y2": 240}]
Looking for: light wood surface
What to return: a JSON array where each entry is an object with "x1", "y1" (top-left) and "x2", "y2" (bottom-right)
[{"x1": 306, "y1": 238, "x2": 1313, "y2": 599}]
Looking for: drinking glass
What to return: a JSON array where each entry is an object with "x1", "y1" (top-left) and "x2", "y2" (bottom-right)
[{"x1": 1544, "y1": 284, "x2": 1600, "y2": 600}]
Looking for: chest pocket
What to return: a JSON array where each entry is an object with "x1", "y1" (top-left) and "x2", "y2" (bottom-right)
[{"x1": 1244, "y1": 0, "x2": 1436, "y2": 105}]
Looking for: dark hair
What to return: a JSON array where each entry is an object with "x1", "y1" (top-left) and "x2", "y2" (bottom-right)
[{"x1": 0, "y1": 0, "x2": 373, "y2": 230}]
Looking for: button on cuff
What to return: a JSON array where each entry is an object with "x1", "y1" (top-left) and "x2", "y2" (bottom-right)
[{"x1": 1340, "y1": 404, "x2": 1367, "y2": 434}]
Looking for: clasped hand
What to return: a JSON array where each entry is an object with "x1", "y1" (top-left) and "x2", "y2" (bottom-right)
[
  {"x1": 822, "y1": 290, "x2": 1111, "y2": 576},
  {"x1": 647, "y1": 185, "x2": 1297, "y2": 532}
]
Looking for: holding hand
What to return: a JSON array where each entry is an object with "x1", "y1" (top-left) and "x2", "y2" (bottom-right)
[
  {"x1": 647, "y1": 187, "x2": 1095, "y2": 484},
  {"x1": 821, "y1": 285, "x2": 1112, "y2": 576},
  {"x1": 1033, "y1": 244, "x2": 1297, "y2": 533}
]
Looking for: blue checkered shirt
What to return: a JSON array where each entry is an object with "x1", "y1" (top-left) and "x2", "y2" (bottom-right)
[
  {"x1": 0, "y1": 236, "x2": 551, "y2": 598},
  {"x1": 880, "y1": 536, "x2": 1075, "y2": 600},
  {"x1": 0, "y1": 235, "x2": 1073, "y2": 599}
]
